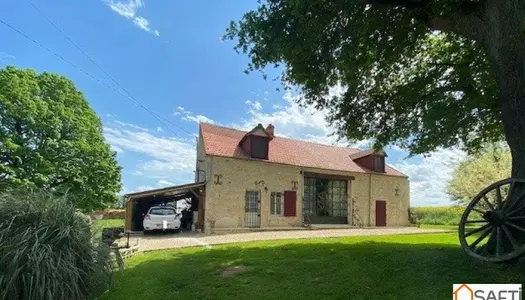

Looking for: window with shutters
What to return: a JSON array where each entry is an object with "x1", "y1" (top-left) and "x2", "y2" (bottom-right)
[{"x1": 270, "y1": 192, "x2": 283, "y2": 216}]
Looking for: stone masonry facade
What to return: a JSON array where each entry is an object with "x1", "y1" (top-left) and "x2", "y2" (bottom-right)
[{"x1": 195, "y1": 131, "x2": 410, "y2": 233}]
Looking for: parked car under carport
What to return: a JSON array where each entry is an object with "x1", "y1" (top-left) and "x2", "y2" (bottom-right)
[{"x1": 124, "y1": 182, "x2": 205, "y2": 233}]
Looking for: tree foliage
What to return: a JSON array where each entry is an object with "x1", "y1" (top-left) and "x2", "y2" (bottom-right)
[
  {"x1": 0, "y1": 66, "x2": 121, "y2": 211},
  {"x1": 223, "y1": 0, "x2": 513, "y2": 156},
  {"x1": 447, "y1": 144, "x2": 511, "y2": 205}
]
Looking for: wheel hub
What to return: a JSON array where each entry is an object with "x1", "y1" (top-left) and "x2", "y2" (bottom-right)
[{"x1": 483, "y1": 210, "x2": 506, "y2": 225}]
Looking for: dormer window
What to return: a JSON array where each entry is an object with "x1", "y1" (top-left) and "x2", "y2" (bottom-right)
[
  {"x1": 350, "y1": 148, "x2": 387, "y2": 173},
  {"x1": 373, "y1": 155, "x2": 385, "y2": 172},
  {"x1": 250, "y1": 136, "x2": 269, "y2": 159},
  {"x1": 239, "y1": 123, "x2": 274, "y2": 160}
]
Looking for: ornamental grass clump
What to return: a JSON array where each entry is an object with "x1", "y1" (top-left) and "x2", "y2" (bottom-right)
[{"x1": 0, "y1": 189, "x2": 113, "y2": 300}]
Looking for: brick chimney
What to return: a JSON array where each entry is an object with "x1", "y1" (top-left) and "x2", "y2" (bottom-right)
[{"x1": 266, "y1": 124, "x2": 274, "y2": 137}]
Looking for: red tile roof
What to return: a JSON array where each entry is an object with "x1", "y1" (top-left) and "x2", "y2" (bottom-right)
[{"x1": 200, "y1": 122, "x2": 407, "y2": 177}]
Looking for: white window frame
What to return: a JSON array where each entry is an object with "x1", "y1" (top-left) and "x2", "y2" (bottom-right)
[{"x1": 270, "y1": 192, "x2": 284, "y2": 216}]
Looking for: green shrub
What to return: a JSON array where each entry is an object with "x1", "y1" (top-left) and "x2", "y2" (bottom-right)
[
  {"x1": 0, "y1": 189, "x2": 114, "y2": 300},
  {"x1": 410, "y1": 206, "x2": 465, "y2": 225},
  {"x1": 90, "y1": 209, "x2": 126, "y2": 219}
]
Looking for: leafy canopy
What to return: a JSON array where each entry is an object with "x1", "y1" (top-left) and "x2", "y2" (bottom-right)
[
  {"x1": 0, "y1": 66, "x2": 122, "y2": 212},
  {"x1": 447, "y1": 144, "x2": 511, "y2": 205},
  {"x1": 224, "y1": 0, "x2": 502, "y2": 155}
]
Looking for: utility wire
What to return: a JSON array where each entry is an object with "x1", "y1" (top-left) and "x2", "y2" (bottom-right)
[{"x1": 2, "y1": 10, "x2": 193, "y2": 138}]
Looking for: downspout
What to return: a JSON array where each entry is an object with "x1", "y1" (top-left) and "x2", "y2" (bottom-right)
[{"x1": 368, "y1": 174, "x2": 372, "y2": 227}]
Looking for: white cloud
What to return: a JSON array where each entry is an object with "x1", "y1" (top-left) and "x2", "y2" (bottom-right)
[
  {"x1": 103, "y1": 122, "x2": 196, "y2": 184},
  {"x1": 105, "y1": 0, "x2": 160, "y2": 36},
  {"x1": 393, "y1": 148, "x2": 467, "y2": 206},
  {"x1": 177, "y1": 106, "x2": 185, "y2": 111},
  {"x1": 232, "y1": 88, "x2": 369, "y2": 148},
  {"x1": 179, "y1": 109, "x2": 216, "y2": 124},
  {"x1": 133, "y1": 185, "x2": 157, "y2": 192},
  {"x1": 0, "y1": 52, "x2": 16, "y2": 64},
  {"x1": 133, "y1": 16, "x2": 151, "y2": 32},
  {"x1": 110, "y1": 144, "x2": 124, "y2": 153},
  {"x1": 158, "y1": 179, "x2": 175, "y2": 186},
  {"x1": 114, "y1": 120, "x2": 150, "y2": 131},
  {"x1": 156, "y1": 126, "x2": 163, "y2": 132}
]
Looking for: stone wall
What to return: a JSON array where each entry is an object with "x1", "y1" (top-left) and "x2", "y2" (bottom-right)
[
  {"x1": 204, "y1": 157, "x2": 302, "y2": 232},
  {"x1": 203, "y1": 156, "x2": 411, "y2": 232}
]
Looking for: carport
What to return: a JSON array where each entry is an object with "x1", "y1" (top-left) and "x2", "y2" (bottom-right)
[{"x1": 124, "y1": 182, "x2": 206, "y2": 233}]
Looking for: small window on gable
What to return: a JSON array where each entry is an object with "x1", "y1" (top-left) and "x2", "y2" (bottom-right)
[
  {"x1": 374, "y1": 156, "x2": 385, "y2": 172},
  {"x1": 250, "y1": 136, "x2": 268, "y2": 159}
]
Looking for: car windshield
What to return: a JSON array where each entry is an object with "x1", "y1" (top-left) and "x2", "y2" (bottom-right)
[{"x1": 149, "y1": 208, "x2": 175, "y2": 215}]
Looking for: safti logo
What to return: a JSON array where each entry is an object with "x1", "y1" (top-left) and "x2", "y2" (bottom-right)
[{"x1": 453, "y1": 284, "x2": 522, "y2": 300}]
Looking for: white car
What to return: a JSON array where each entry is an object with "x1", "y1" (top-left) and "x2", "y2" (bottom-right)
[{"x1": 143, "y1": 206, "x2": 181, "y2": 233}]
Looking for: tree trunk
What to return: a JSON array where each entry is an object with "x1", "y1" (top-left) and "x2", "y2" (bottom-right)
[
  {"x1": 479, "y1": 0, "x2": 525, "y2": 260},
  {"x1": 483, "y1": 0, "x2": 525, "y2": 179}
]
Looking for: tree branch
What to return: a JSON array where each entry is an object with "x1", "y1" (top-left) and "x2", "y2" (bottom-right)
[{"x1": 364, "y1": 0, "x2": 487, "y2": 42}]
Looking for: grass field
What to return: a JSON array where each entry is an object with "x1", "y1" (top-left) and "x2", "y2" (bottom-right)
[
  {"x1": 411, "y1": 206, "x2": 464, "y2": 225},
  {"x1": 100, "y1": 233, "x2": 525, "y2": 300}
]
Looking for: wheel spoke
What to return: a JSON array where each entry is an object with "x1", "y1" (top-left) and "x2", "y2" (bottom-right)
[
  {"x1": 504, "y1": 221, "x2": 525, "y2": 233},
  {"x1": 503, "y1": 187, "x2": 525, "y2": 213},
  {"x1": 465, "y1": 223, "x2": 491, "y2": 238},
  {"x1": 483, "y1": 195, "x2": 496, "y2": 211},
  {"x1": 469, "y1": 225, "x2": 493, "y2": 249},
  {"x1": 507, "y1": 202, "x2": 525, "y2": 217},
  {"x1": 496, "y1": 186, "x2": 503, "y2": 209},
  {"x1": 502, "y1": 181, "x2": 516, "y2": 210},
  {"x1": 464, "y1": 220, "x2": 489, "y2": 224},
  {"x1": 496, "y1": 226, "x2": 501, "y2": 257},
  {"x1": 501, "y1": 224, "x2": 519, "y2": 251},
  {"x1": 508, "y1": 215, "x2": 525, "y2": 221},
  {"x1": 472, "y1": 208, "x2": 486, "y2": 214}
]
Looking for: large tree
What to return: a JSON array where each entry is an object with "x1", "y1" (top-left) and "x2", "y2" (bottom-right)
[
  {"x1": 224, "y1": 0, "x2": 525, "y2": 258},
  {"x1": 224, "y1": 0, "x2": 524, "y2": 177},
  {"x1": 0, "y1": 66, "x2": 122, "y2": 212}
]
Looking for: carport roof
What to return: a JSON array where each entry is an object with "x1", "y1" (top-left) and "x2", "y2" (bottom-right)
[{"x1": 124, "y1": 181, "x2": 205, "y2": 200}]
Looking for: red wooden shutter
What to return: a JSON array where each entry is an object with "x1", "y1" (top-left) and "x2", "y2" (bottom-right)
[{"x1": 283, "y1": 191, "x2": 296, "y2": 217}]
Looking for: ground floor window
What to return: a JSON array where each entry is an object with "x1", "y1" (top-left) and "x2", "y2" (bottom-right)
[
  {"x1": 245, "y1": 190, "x2": 261, "y2": 227},
  {"x1": 270, "y1": 192, "x2": 283, "y2": 216},
  {"x1": 303, "y1": 177, "x2": 348, "y2": 224}
]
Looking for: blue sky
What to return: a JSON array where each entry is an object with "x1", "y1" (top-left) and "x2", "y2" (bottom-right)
[{"x1": 0, "y1": 0, "x2": 466, "y2": 206}]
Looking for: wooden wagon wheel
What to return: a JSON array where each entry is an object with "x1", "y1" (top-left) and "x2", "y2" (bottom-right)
[{"x1": 459, "y1": 178, "x2": 525, "y2": 262}]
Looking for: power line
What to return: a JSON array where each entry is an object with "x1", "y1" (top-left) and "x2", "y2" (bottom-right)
[{"x1": 1, "y1": 11, "x2": 193, "y2": 138}]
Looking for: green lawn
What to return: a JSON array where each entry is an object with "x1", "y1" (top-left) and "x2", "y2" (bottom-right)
[
  {"x1": 419, "y1": 224, "x2": 459, "y2": 231},
  {"x1": 101, "y1": 233, "x2": 525, "y2": 300},
  {"x1": 92, "y1": 219, "x2": 124, "y2": 240}
]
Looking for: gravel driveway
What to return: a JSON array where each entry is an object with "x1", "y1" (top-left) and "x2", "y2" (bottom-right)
[{"x1": 134, "y1": 227, "x2": 452, "y2": 252}]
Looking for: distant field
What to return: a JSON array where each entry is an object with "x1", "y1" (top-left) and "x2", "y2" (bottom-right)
[{"x1": 411, "y1": 206, "x2": 464, "y2": 226}]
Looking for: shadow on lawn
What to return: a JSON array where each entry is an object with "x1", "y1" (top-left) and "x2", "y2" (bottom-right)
[{"x1": 103, "y1": 241, "x2": 525, "y2": 300}]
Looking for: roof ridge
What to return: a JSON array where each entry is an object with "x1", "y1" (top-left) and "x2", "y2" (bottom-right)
[{"x1": 200, "y1": 121, "x2": 362, "y2": 151}]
